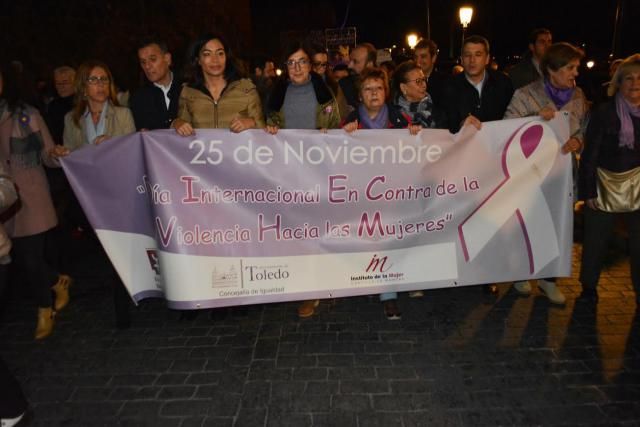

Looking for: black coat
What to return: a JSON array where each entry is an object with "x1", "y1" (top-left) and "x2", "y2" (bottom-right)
[
  {"x1": 129, "y1": 77, "x2": 181, "y2": 130},
  {"x1": 426, "y1": 69, "x2": 448, "y2": 108},
  {"x1": 441, "y1": 69, "x2": 514, "y2": 133},
  {"x1": 578, "y1": 100, "x2": 640, "y2": 200}
]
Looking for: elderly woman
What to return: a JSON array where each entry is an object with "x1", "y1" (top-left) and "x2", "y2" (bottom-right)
[
  {"x1": 578, "y1": 54, "x2": 640, "y2": 303},
  {"x1": 265, "y1": 39, "x2": 341, "y2": 318},
  {"x1": 504, "y1": 42, "x2": 589, "y2": 305},
  {"x1": 0, "y1": 63, "x2": 70, "y2": 339},
  {"x1": 342, "y1": 67, "x2": 420, "y2": 320},
  {"x1": 392, "y1": 60, "x2": 440, "y2": 130},
  {"x1": 173, "y1": 32, "x2": 265, "y2": 135},
  {"x1": 63, "y1": 60, "x2": 135, "y2": 150}
]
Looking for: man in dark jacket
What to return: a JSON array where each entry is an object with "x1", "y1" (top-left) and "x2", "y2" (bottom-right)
[
  {"x1": 441, "y1": 35, "x2": 514, "y2": 133},
  {"x1": 414, "y1": 39, "x2": 447, "y2": 107},
  {"x1": 508, "y1": 28, "x2": 552, "y2": 90},
  {"x1": 441, "y1": 35, "x2": 514, "y2": 296},
  {"x1": 129, "y1": 38, "x2": 181, "y2": 130}
]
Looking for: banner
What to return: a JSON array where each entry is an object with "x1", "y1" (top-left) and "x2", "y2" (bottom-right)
[{"x1": 61, "y1": 115, "x2": 573, "y2": 309}]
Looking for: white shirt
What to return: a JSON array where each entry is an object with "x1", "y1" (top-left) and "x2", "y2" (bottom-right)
[
  {"x1": 153, "y1": 72, "x2": 173, "y2": 109},
  {"x1": 465, "y1": 70, "x2": 487, "y2": 97}
]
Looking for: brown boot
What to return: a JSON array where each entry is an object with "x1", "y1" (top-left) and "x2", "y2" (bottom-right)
[
  {"x1": 297, "y1": 300, "x2": 319, "y2": 318},
  {"x1": 35, "y1": 307, "x2": 55, "y2": 340},
  {"x1": 51, "y1": 274, "x2": 72, "y2": 311}
]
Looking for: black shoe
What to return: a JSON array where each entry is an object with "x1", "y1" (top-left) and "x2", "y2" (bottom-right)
[{"x1": 580, "y1": 288, "x2": 598, "y2": 302}]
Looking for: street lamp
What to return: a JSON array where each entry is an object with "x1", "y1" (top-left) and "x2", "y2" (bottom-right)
[
  {"x1": 459, "y1": 6, "x2": 473, "y2": 54},
  {"x1": 407, "y1": 33, "x2": 419, "y2": 50}
]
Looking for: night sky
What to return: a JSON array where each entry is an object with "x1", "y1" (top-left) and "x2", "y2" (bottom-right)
[
  {"x1": 0, "y1": 0, "x2": 637, "y2": 84},
  {"x1": 253, "y1": 0, "x2": 638, "y2": 61}
]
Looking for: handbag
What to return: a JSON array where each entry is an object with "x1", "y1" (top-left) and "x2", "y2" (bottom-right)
[{"x1": 595, "y1": 166, "x2": 640, "y2": 212}]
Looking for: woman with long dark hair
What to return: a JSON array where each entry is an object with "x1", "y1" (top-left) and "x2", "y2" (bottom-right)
[{"x1": 173, "y1": 32, "x2": 265, "y2": 135}]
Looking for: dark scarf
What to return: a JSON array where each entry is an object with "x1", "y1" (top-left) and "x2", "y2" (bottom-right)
[
  {"x1": 1, "y1": 103, "x2": 43, "y2": 169},
  {"x1": 395, "y1": 94, "x2": 435, "y2": 128},
  {"x1": 543, "y1": 78, "x2": 575, "y2": 109}
]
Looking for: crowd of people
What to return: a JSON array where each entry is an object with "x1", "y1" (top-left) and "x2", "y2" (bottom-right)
[
  {"x1": 0, "y1": 27, "x2": 638, "y2": 339},
  {"x1": 0, "y1": 26, "x2": 639, "y2": 426}
]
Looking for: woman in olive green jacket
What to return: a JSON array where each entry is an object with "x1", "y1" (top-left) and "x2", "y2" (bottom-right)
[
  {"x1": 265, "y1": 40, "x2": 341, "y2": 133},
  {"x1": 265, "y1": 40, "x2": 341, "y2": 319},
  {"x1": 173, "y1": 33, "x2": 265, "y2": 135}
]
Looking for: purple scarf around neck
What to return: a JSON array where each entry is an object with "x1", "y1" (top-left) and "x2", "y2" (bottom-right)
[
  {"x1": 358, "y1": 103, "x2": 389, "y2": 129},
  {"x1": 616, "y1": 92, "x2": 640, "y2": 149},
  {"x1": 544, "y1": 78, "x2": 575, "y2": 109}
]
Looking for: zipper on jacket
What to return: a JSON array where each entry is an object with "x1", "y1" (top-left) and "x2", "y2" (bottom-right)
[{"x1": 214, "y1": 100, "x2": 218, "y2": 128}]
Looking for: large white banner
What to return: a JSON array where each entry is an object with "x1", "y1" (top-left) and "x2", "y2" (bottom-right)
[{"x1": 62, "y1": 115, "x2": 573, "y2": 308}]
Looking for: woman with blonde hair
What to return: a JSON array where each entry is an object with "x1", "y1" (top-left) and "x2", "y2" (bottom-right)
[
  {"x1": 579, "y1": 53, "x2": 640, "y2": 303},
  {"x1": 63, "y1": 60, "x2": 135, "y2": 150}
]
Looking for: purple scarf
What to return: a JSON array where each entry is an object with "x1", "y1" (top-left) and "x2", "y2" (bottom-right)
[
  {"x1": 544, "y1": 78, "x2": 575, "y2": 109},
  {"x1": 358, "y1": 103, "x2": 389, "y2": 129},
  {"x1": 616, "y1": 92, "x2": 640, "y2": 149}
]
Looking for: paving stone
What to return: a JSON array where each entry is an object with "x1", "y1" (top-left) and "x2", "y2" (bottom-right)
[{"x1": 2, "y1": 239, "x2": 639, "y2": 425}]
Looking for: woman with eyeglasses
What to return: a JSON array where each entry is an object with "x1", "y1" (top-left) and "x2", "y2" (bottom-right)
[
  {"x1": 0, "y1": 63, "x2": 71, "y2": 339},
  {"x1": 173, "y1": 33, "x2": 265, "y2": 135},
  {"x1": 62, "y1": 60, "x2": 135, "y2": 151},
  {"x1": 58, "y1": 60, "x2": 135, "y2": 329},
  {"x1": 265, "y1": 39, "x2": 341, "y2": 134},
  {"x1": 265, "y1": 39, "x2": 341, "y2": 318},
  {"x1": 342, "y1": 67, "x2": 421, "y2": 320},
  {"x1": 310, "y1": 44, "x2": 350, "y2": 120},
  {"x1": 392, "y1": 60, "x2": 441, "y2": 130}
]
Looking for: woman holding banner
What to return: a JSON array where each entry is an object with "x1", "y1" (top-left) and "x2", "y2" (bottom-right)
[
  {"x1": 578, "y1": 54, "x2": 640, "y2": 303},
  {"x1": 60, "y1": 60, "x2": 136, "y2": 329},
  {"x1": 172, "y1": 32, "x2": 265, "y2": 135},
  {"x1": 342, "y1": 67, "x2": 421, "y2": 320},
  {"x1": 63, "y1": 60, "x2": 135, "y2": 150},
  {"x1": 504, "y1": 42, "x2": 589, "y2": 305},
  {"x1": 265, "y1": 39, "x2": 341, "y2": 318}
]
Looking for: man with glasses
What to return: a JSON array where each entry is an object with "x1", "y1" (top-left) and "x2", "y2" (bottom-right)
[{"x1": 130, "y1": 37, "x2": 181, "y2": 131}]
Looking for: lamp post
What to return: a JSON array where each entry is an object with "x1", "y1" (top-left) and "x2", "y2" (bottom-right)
[
  {"x1": 459, "y1": 6, "x2": 473, "y2": 54},
  {"x1": 407, "y1": 33, "x2": 419, "y2": 50}
]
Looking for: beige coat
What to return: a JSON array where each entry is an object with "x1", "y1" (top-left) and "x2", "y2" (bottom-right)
[
  {"x1": 176, "y1": 79, "x2": 265, "y2": 129},
  {"x1": 63, "y1": 103, "x2": 135, "y2": 151},
  {"x1": 0, "y1": 105, "x2": 58, "y2": 237},
  {"x1": 504, "y1": 78, "x2": 589, "y2": 142}
]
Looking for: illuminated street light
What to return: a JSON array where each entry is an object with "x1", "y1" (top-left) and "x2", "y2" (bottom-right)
[
  {"x1": 459, "y1": 6, "x2": 473, "y2": 55},
  {"x1": 276, "y1": 68, "x2": 282, "y2": 76},
  {"x1": 407, "y1": 33, "x2": 419, "y2": 50},
  {"x1": 586, "y1": 60, "x2": 595, "y2": 69},
  {"x1": 459, "y1": 7, "x2": 473, "y2": 28}
]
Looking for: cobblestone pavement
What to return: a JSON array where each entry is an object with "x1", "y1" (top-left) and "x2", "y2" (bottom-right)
[{"x1": 1, "y1": 235, "x2": 639, "y2": 426}]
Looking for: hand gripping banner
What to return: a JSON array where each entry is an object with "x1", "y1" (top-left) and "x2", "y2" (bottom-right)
[{"x1": 61, "y1": 116, "x2": 572, "y2": 308}]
